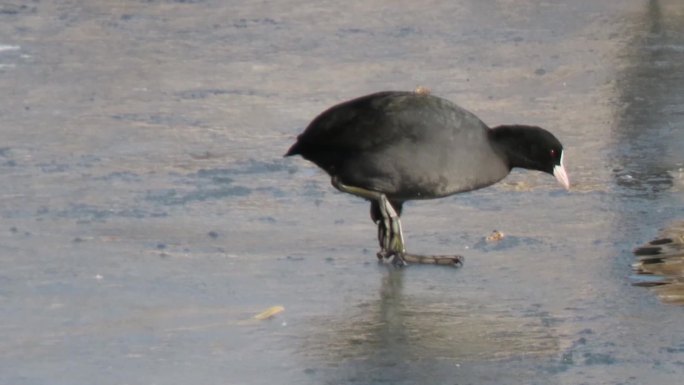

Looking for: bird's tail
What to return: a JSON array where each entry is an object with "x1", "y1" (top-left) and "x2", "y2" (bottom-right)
[{"x1": 284, "y1": 140, "x2": 302, "y2": 157}]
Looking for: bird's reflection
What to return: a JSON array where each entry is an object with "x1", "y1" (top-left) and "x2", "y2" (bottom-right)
[{"x1": 300, "y1": 268, "x2": 559, "y2": 383}]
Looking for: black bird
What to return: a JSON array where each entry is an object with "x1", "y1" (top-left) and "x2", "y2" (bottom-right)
[{"x1": 286, "y1": 90, "x2": 569, "y2": 266}]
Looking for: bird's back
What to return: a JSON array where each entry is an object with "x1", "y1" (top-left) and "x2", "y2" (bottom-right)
[
  {"x1": 287, "y1": 91, "x2": 421, "y2": 156},
  {"x1": 287, "y1": 91, "x2": 510, "y2": 200}
]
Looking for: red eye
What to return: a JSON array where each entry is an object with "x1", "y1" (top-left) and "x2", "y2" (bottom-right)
[{"x1": 550, "y1": 149, "x2": 557, "y2": 158}]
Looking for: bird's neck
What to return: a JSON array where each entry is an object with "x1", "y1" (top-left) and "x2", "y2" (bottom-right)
[{"x1": 488, "y1": 125, "x2": 538, "y2": 170}]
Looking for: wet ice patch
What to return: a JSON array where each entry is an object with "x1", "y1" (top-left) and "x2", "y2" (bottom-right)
[
  {"x1": 0, "y1": 44, "x2": 20, "y2": 52},
  {"x1": 176, "y1": 88, "x2": 273, "y2": 100},
  {"x1": 614, "y1": 167, "x2": 674, "y2": 198},
  {"x1": 647, "y1": 44, "x2": 684, "y2": 53},
  {"x1": 148, "y1": 169, "x2": 246, "y2": 205},
  {"x1": 0, "y1": 44, "x2": 20, "y2": 70},
  {"x1": 174, "y1": 160, "x2": 295, "y2": 183},
  {"x1": 0, "y1": 4, "x2": 35, "y2": 15},
  {"x1": 232, "y1": 17, "x2": 279, "y2": 29},
  {"x1": 146, "y1": 185, "x2": 251, "y2": 205},
  {"x1": 144, "y1": 160, "x2": 294, "y2": 206},
  {"x1": 94, "y1": 171, "x2": 143, "y2": 183},
  {"x1": 38, "y1": 203, "x2": 167, "y2": 222},
  {"x1": 111, "y1": 113, "x2": 204, "y2": 127},
  {"x1": 224, "y1": 158, "x2": 296, "y2": 175}
]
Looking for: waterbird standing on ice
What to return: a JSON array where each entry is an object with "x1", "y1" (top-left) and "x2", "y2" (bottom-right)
[{"x1": 286, "y1": 90, "x2": 569, "y2": 266}]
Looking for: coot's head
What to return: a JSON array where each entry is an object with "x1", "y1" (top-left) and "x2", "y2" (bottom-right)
[{"x1": 491, "y1": 125, "x2": 569, "y2": 189}]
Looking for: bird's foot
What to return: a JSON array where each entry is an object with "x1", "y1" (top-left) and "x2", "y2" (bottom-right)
[
  {"x1": 376, "y1": 249, "x2": 407, "y2": 267},
  {"x1": 403, "y1": 253, "x2": 464, "y2": 266},
  {"x1": 376, "y1": 250, "x2": 463, "y2": 267}
]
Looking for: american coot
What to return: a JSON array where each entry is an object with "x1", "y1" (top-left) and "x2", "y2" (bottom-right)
[{"x1": 286, "y1": 90, "x2": 569, "y2": 266}]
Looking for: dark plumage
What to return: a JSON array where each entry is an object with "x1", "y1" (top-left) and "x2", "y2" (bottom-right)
[{"x1": 286, "y1": 91, "x2": 569, "y2": 266}]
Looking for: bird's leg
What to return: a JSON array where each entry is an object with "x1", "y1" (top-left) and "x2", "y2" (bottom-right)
[
  {"x1": 370, "y1": 200, "x2": 386, "y2": 253},
  {"x1": 374, "y1": 194, "x2": 407, "y2": 266},
  {"x1": 374, "y1": 197, "x2": 464, "y2": 266},
  {"x1": 372, "y1": 202, "x2": 395, "y2": 260},
  {"x1": 333, "y1": 178, "x2": 405, "y2": 264},
  {"x1": 332, "y1": 177, "x2": 463, "y2": 267}
]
